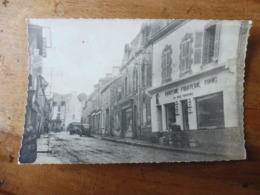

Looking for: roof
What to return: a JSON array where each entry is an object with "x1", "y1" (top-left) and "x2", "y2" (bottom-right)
[{"x1": 100, "y1": 76, "x2": 121, "y2": 93}]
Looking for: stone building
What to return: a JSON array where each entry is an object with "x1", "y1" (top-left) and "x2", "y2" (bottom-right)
[
  {"x1": 119, "y1": 23, "x2": 153, "y2": 139},
  {"x1": 83, "y1": 75, "x2": 114, "y2": 134}
]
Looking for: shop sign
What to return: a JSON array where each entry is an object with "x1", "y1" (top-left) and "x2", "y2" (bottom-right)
[{"x1": 164, "y1": 76, "x2": 218, "y2": 99}]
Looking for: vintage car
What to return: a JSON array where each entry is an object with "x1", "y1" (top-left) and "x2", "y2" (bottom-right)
[
  {"x1": 81, "y1": 123, "x2": 91, "y2": 137},
  {"x1": 68, "y1": 122, "x2": 91, "y2": 137}
]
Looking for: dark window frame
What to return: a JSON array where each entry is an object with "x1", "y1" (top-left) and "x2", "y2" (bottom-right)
[{"x1": 195, "y1": 91, "x2": 225, "y2": 130}]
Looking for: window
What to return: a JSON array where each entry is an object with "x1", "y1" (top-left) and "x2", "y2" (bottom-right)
[
  {"x1": 180, "y1": 33, "x2": 193, "y2": 74},
  {"x1": 194, "y1": 32, "x2": 203, "y2": 64},
  {"x1": 202, "y1": 22, "x2": 221, "y2": 65},
  {"x1": 196, "y1": 92, "x2": 224, "y2": 129},
  {"x1": 161, "y1": 45, "x2": 172, "y2": 84},
  {"x1": 133, "y1": 69, "x2": 138, "y2": 92},
  {"x1": 124, "y1": 77, "x2": 128, "y2": 96},
  {"x1": 117, "y1": 87, "x2": 122, "y2": 101},
  {"x1": 141, "y1": 64, "x2": 147, "y2": 87}
]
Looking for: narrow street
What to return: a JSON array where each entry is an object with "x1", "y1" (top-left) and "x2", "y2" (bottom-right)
[{"x1": 35, "y1": 131, "x2": 220, "y2": 164}]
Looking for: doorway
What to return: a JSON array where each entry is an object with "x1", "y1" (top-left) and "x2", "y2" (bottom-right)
[
  {"x1": 122, "y1": 107, "x2": 133, "y2": 138},
  {"x1": 181, "y1": 100, "x2": 189, "y2": 130}
]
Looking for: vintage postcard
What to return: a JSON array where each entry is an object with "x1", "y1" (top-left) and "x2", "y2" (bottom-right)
[{"x1": 19, "y1": 19, "x2": 252, "y2": 164}]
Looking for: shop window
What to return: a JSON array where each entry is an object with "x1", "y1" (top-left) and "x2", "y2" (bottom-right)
[
  {"x1": 165, "y1": 103, "x2": 176, "y2": 131},
  {"x1": 179, "y1": 33, "x2": 193, "y2": 75},
  {"x1": 161, "y1": 45, "x2": 172, "y2": 84},
  {"x1": 202, "y1": 22, "x2": 221, "y2": 65},
  {"x1": 196, "y1": 92, "x2": 224, "y2": 129}
]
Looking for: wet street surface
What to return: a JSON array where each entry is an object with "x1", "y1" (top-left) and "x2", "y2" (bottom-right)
[{"x1": 37, "y1": 131, "x2": 220, "y2": 164}]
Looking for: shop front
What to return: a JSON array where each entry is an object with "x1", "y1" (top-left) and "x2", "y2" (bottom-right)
[
  {"x1": 150, "y1": 66, "x2": 238, "y2": 136},
  {"x1": 120, "y1": 99, "x2": 134, "y2": 138}
]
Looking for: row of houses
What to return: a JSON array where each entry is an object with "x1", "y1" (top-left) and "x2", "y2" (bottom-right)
[
  {"x1": 25, "y1": 23, "x2": 51, "y2": 137},
  {"x1": 49, "y1": 92, "x2": 83, "y2": 132},
  {"x1": 82, "y1": 20, "x2": 248, "y2": 151},
  {"x1": 20, "y1": 23, "x2": 51, "y2": 163}
]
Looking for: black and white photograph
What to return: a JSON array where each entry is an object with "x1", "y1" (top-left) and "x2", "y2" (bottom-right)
[{"x1": 19, "y1": 19, "x2": 251, "y2": 164}]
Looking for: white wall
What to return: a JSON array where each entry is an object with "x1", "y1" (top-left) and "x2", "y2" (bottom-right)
[
  {"x1": 152, "y1": 20, "x2": 241, "y2": 88},
  {"x1": 150, "y1": 20, "x2": 242, "y2": 132}
]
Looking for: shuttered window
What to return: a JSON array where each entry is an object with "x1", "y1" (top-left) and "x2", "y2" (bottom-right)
[
  {"x1": 179, "y1": 33, "x2": 193, "y2": 75},
  {"x1": 194, "y1": 32, "x2": 203, "y2": 64},
  {"x1": 202, "y1": 22, "x2": 221, "y2": 65},
  {"x1": 161, "y1": 45, "x2": 172, "y2": 84}
]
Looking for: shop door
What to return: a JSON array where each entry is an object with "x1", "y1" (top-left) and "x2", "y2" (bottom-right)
[
  {"x1": 122, "y1": 107, "x2": 133, "y2": 138},
  {"x1": 165, "y1": 103, "x2": 176, "y2": 129},
  {"x1": 181, "y1": 100, "x2": 189, "y2": 130}
]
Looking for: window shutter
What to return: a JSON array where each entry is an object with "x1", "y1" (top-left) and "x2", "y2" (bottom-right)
[
  {"x1": 213, "y1": 22, "x2": 221, "y2": 61},
  {"x1": 194, "y1": 32, "x2": 203, "y2": 64},
  {"x1": 202, "y1": 30, "x2": 210, "y2": 65}
]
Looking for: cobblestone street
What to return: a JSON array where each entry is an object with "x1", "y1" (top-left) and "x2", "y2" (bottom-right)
[{"x1": 35, "y1": 131, "x2": 222, "y2": 164}]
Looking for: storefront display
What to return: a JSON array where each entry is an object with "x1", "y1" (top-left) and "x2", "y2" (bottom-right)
[{"x1": 196, "y1": 92, "x2": 224, "y2": 129}]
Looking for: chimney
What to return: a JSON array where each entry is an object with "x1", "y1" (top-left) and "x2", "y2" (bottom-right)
[
  {"x1": 112, "y1": 66, "x2": 120, "y2": 77},
  {"x1": 99, "y1": 78, "x2": 106, "y2": 87},
  {"x1": 106, "y1": 73, "x2": 113, "y2": 78},
  {"x1": 94, "y1": 84, "x2": 99, "y2": 91}
]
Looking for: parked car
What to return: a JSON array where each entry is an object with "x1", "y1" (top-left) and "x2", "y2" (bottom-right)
[
  {"x1": 67, "y1": 122, "x2": 91, "y2": 137},
  {"x1": 68, "y1": 122, "x2": 83, "y2": 135},
  {"x1": 81, "y1": 123, "x2": 91, "y2": 137}
]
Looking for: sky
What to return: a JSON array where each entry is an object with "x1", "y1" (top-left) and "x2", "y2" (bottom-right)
[{"x1": 29, "y1": 19, "x2": 144, "y2": 97}]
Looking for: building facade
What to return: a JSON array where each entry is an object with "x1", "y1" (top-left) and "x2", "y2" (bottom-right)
[
  {"x1": 148, "y1": 20, "x2": 246, "y2": 152},
  {"x1": 118, "y1": 22, "x2": 154, "y2": 139},
  {"x1": 50, "y1": 92, "x2": 81, "y2": 131},
  {"x1": 26, "y1": 24, "x2": 50, "y2": 137},
  {"x1": 19, "y1": 24, "x2": 50, "y2": 163},
  {"x1": 82, "y1": 20, "x2": 247, "y2": 156}
]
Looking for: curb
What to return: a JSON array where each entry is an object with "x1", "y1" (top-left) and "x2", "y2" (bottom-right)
[{"x1": 102, "y1": 137, "x2": 225, "y2": 157}]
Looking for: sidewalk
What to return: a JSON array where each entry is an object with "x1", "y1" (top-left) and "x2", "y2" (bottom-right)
[
  {"x1": 34, "y1": 134, "x2": 61, "y2": 164},
  {"x1": 100, "y1": 135, "x2": 227, "y2": 157}
]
